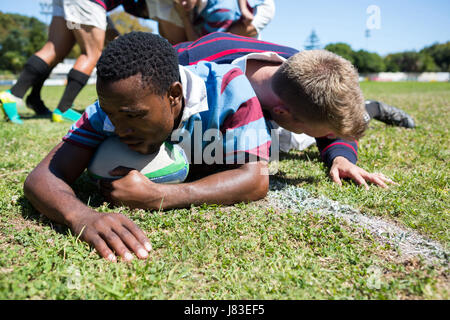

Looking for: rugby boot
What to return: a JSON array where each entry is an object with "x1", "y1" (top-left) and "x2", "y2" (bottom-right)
[
  {"x1": 26, "y1": 94, "x2": 52, "y2": 116},
  {"x1": 52, "y1": 107, "x2": 82, "y2": 123},
  {"x1": 0, "y1": 90, "x2": 23, "y2": 124}
]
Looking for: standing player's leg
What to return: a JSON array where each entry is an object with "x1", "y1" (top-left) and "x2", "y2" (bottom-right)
[
  {"x1": 52, "y1": 24, "x2": 105, "y2": 123},
  {"x1": 26, "y1": 16, "x2": 77, "y2": 116},
  {"x1": 25, "y1": 68, "x2": 54, "y2": 116},
  {"x1": 0, "y1": 16, "x2": 75, "y2": 124}
]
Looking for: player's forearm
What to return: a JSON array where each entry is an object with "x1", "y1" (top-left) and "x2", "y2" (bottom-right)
[
  {"x1": 227, "y1": 21, "x2": 258, "y2": 37},
  {"x1": 238, "y1": 0, "x2": 247, "y2": 9},
  {"x1": 24, "y1": 142, "x2": 97, "y2": 230},
  {"x1": 160, "y1": 161, "x2": 269, "y2": 208},
  {"x1": 238, "y1": 0, "x2": 253, "y2": 20},
  {"x1": 24, "y1": 166, "x2": 95, "y2": 229}
]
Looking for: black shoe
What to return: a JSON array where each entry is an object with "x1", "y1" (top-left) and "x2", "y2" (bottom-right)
[
  {"x1": 26, "y1": 95, "x2": 52, "y2": 116},
  {"x1": 373, "y1": 101, "x2": 415, "y2": 128}
]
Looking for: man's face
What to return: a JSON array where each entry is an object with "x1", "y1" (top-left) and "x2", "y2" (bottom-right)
[
  {"x1": 269, "y1": 101, "x2": 336, "y2": 138},
  {"x1": 97, "y1": 74, "x2": 182, "y2": 155}
]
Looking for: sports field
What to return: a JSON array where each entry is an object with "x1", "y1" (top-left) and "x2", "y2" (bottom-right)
[{"x1": 0, "y1": 82, "x2": 448, "y2": 299}]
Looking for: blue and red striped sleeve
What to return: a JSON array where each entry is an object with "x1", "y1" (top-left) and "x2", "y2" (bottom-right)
[
  {"x1": 62, "y1": 101, "x2": 108, "y2": 150},
  {"x1": 315, "y1": 137, "x2": 358, "y2": 166},
  {"x1": 200, "y1": 10, "x2": 235, "y2": 35},
  {"x1": 194, "y1": 1, "x2": 240, "y2": 36},
  {"x1": 194, "y1": 0, "x2": 265, "y2": 36}
]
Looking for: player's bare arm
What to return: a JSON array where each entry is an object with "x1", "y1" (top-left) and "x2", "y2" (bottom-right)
[
  {"x1": 99, "y1": 161, "x2": 269, "y2": 209},
  {"x1": 23, "y1": 141, "x2": 152, "y2": 262}
]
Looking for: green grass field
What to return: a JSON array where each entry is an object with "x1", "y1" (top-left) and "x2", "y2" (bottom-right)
[{"x1": 0, "y1": 82, "x2": 448, "y2": 299}]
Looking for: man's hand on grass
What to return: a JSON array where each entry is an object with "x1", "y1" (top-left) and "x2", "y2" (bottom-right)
[
  {"x1": 99, "y1": 166, "x2": 168, "y2": 210},
  {"x1": 71, "y1": 210, "x2": 152, "y2": 262},
  {"x1": 330, "y1": 156, "x2": 398, "y2": 190}
]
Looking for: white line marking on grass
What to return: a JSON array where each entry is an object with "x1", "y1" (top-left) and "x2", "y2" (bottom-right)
[{"x1": 267, "y1": 182, "x2": 449, "y2": 266}]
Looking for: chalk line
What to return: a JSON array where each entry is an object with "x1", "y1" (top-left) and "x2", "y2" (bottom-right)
[{"x1": 266, "y1": 181, "x2": 449, "y2": 266}]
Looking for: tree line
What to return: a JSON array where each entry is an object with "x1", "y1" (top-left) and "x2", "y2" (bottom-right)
[
  {"x1": 0, "y1": 12, "x2": 449, "y2": 74},
  {"x1": 325, "y1": 42, "x2": 450, "y2": 73}
]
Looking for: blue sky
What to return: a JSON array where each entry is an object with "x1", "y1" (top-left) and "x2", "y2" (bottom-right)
[{"x1": 0, "y1": 0, "x2": 449, "y2": 55}]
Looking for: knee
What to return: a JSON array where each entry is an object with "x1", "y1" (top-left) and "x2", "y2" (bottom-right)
[{"x1": 36, "y1": 42, "x2": 59, "y2": 66}]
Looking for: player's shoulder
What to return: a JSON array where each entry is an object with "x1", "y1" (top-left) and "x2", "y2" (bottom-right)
[
  {"x1": 78, "y1": 100, "x2": 109, "y2": 129},
  {"x1": 186, "y1": 60, "x2": 242, "y2": 73},
  {"x1": 185, "y1": 61, "x2": 256, "y2": 110},
  {"x1": 185, "y1": 61, "x2": 247, "y2": 86},
  {"x1": 84, "y1": 100, "x2": 106, "y2": 117}
]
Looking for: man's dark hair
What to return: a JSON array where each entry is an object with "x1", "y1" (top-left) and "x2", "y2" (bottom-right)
[{"x1": 96, "y1": 31, "x2": 179, "y2": 95}]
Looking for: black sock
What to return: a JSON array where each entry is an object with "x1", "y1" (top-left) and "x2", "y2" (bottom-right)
[
  {"x1": 28, "y1": 68, "x2": 53, "y2": 100},
  {"x1": 56, "y1": 69, "x2": 90, "y2": 113},
  {"x1": 365, "y1": 100, "x2": 381, "y2": 119},
  {"x1": 10, "y1": 55, "x2": 51, "y2": 99}
]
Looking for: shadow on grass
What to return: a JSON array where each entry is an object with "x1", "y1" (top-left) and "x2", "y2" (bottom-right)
[
  {"x1": 274, "y1": 150, "x2": 323, "y2": 187},
  {"x1": 72, "y1": 171, "x2": 107, "y2": 208},
  {"x1": 278, "y1": 149, "x2": 321, "y2": 162},
  {"x1": 17, "y1": 195, "x2": 70, "y2": 236},
  {"x1": 270, "y1": 174, "x2": 319, "y2": 188},
  {"x1": 18, "y1": 114, "x2": 52, "y2": 120}
]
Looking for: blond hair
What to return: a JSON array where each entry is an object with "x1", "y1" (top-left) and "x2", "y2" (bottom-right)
[{"x1": 272, "y1": 50, "x2": 368, "y2": 140}]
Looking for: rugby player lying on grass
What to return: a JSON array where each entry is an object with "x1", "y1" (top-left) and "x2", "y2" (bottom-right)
[
  {"x1": 24, "y1": 32, "x2": 272, "y2": 262},
  {"x1": 174, "y1": 32, "x2": 411, "y2": 189}
]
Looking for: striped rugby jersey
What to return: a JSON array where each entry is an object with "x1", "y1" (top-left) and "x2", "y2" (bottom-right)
[
  {"x1": 193, "y1": 0, "x2": 265, "y2": 36},
  {"x1": 174, "y1": 32, "x2": 359, "y2": 166},
  {"x1": 63, "y1": 62, "x2": 271, "y2": 164}
]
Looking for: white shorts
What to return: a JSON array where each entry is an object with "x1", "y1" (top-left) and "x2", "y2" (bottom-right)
[
  {"x1": 52, "y1": 0, "x2": 108, "y2": 30},
  {"x1": 145, "y1": 0, "x2": 185, "y2": 27},
  {"x1": 251, "y1": 0, "x2": 275, "y2": 37}
]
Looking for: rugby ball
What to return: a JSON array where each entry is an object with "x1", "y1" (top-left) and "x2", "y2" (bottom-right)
[{"x1": 87, "y1": 136, "x2": 189, "y2": 184}]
